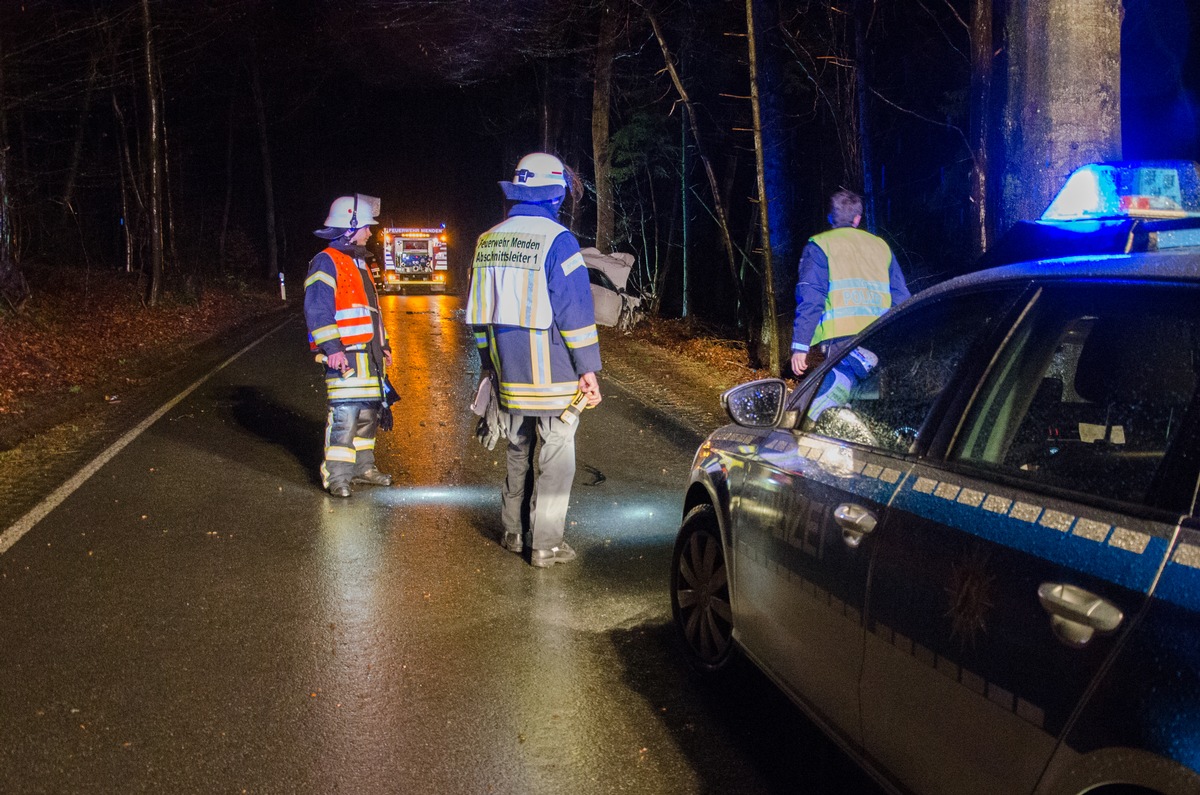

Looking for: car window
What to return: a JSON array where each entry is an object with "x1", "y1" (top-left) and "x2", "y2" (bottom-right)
[
  {"x1": 800, "y1": 289, "x2": 1015, "y2": 454},
  {"x1": 587, "y1": 267, "x2": 618, "y2": 292},
  {"x1": 952, "y1": 284, "x2": 1200, "y2": 506}
]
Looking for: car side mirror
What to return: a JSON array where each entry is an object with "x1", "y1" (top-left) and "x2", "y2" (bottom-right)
[{"x1": 722, "y1": 379, "x2": 788, "y2": 429}]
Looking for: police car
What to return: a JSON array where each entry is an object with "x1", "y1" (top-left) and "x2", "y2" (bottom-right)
[{"x1": 670, "y1": 162, "x2": 1200, "y2": 795}]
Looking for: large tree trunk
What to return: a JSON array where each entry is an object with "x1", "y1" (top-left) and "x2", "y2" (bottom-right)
[
  {"x1": 141, "y1": 0, "x2": 164, "y2": 307},
  {"x1": 592, "y1": 1, "x2": 620, "y2": 252},
  {"x1": 1001, "y1": 0, "x2": 1122, "y2": 232},
  {"x1": 746, "y1": 0, "x2": 780, "y2": 375},
  {"x1": 250, "y1": 56, "x2": 279, "y2": 279}
]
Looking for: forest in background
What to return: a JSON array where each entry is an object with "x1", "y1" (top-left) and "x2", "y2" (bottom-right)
[{"x1": 0, "y1": 0, "x2": 1196, "y2": 374}]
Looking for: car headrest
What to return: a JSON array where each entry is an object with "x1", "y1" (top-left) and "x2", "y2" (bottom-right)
[{"x1": 1073, "y1": 316, "x2": 1197, "y2": 407}]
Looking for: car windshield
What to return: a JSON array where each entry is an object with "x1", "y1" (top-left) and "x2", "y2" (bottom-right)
[{"x1": 1041, "y1": 161, "x2": 1200, "y2": 221}]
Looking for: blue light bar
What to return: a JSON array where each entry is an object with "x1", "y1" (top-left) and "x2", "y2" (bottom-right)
[{"x1": 1041, "y1": 161, "x2": 1200, "y2": 221}]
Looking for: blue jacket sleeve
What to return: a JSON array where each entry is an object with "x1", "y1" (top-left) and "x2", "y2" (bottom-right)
[
  {"x1": 889, "y1": 254, "x2": 911, "y2": 307},
  {"x1": 791, "y1": 241, "x2": 828, "y2": 352},
  {"x1": 545, "y1": 231, "x2": 602, "y2": 375},
  {"x1": 471, "y1": 325, "x2": 494, "y2": 371}
]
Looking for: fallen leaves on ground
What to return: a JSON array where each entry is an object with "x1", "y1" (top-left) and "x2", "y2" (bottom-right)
[{"x1": 0, "y1": 267, "x2": 282, "y2": 417}]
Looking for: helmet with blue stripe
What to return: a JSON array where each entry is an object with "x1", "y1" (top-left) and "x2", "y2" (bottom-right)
[{"x1": 500, "y1": 153, "x2": 568, "y2": 202}]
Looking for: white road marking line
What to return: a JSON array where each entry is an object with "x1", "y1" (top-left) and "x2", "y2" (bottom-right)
[{"x1": 0, "y1": 316, "x2": 294, "y2": 556}]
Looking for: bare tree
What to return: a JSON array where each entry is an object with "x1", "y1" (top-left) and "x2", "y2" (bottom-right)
[
  {"x1": 0, "y1": 20, "x2": 28, "y2": 313},
  {"x1": 970, "y1": 0, "x2": 994, "y2": 255},
  {"x1": 645, "y1": 8, "x2": 743, "y2": 309},
  {"x1": 218, "y1": 97, "x2": 235, "y2": 273},
  {"x1": 854, "y1": 0, "x2": 876, "y2": 228},
  {"x1": 141, "y1": 0, "x2": 164, "y2": 306},
  {"x1": 60, "y1": 49, "x2": 102, "y2": 226},
  {"x1": 746, "y1": 0, "x2": 780, "y2": 375},
  {"x1": 250, "y1": 51, "x2": 279, "y2": 280},
  {"x1": 592, "y1": 0, "x2": 623, "y2": 253}
]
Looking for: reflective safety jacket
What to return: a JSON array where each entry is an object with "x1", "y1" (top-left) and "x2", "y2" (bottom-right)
[
  {"x1": 467, "y1": 203, "x2": 601, "y2": 417},
  {"x1": 304, "y1": 243, "x2": 390, "y2": 403},
  {"x1": 792, "y1": 226, "x2": 910, "y2": 352},
  {"x1": 305, "y1": 247, "x2": 378, "y2": 351}
]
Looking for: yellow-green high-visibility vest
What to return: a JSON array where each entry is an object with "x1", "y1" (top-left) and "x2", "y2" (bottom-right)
[{"x1": 810, "y1": 226, "x2": 893, "y2": 347}]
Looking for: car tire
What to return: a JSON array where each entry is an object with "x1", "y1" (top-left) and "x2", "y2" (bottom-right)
[{"x1": 671, "y1": 504, "x2": 736, "y2": 675}]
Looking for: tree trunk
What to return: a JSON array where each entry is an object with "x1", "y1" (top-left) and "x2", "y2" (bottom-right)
[
  {"x1": 141, "y1": 0, "x2": 164, "y2": 307},
  {"x1": 592, "y1": 1, "x2": 620, "y2": 252},
  {"x1": 61, "y1": 50, "x2": 101, "y2": 224},
  {"x1": 218, "y1": 97, "x2": 235, "y2": 273},
  {"x1": 646, "y1": 10, "x2": 743, "y2": 308},
  {"x1": 250, "y1": 56, "x2": 279, "y2": 279},
  {"x1": 1001, "y1": 0, "x2": 1122, "y2": 232},
  {"x1": 970, "y1": 0, "x2": 994, "y2": 256},
  {"x1": 0, "y1": 24, "x2": 28, "y2": 312},
  {"x1": 678, "y1": 111, "x2": 689, "y2": 317},
  {"x1": 117, "y1": 146, "x2": 133, "y2": 274},
  {"x1": 746, "y1": 0, "x2": 780, "y2": 376},
  {"x1": 854, "y1": 0, "x2": 876, "y2": 229},
  {"x1": 157, "y1": 59, "x2": 181, "y2": 287}
]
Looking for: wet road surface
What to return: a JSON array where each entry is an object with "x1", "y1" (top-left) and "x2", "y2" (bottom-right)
[{"x1": 0, "y1": 295, "x2": 881, "y2": 793}]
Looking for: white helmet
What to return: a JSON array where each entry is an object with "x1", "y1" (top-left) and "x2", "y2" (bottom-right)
[
  {"x1": 323, "y1": 194, "x2": 380, "y2": 229},
  {"x1": 500, "y1": 153, "x2": 567, "y2": 201},
  {"x1": 513, "y1": 153, "x2": 566, "y2": 189}
]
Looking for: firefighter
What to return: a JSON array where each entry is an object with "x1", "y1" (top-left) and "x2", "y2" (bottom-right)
[
  {"x1": 466, "y1": 153, "x2": 602, "y2": 567},
  {"x1": 304, "y1": 194, "x2": 394, "y2": 498}
]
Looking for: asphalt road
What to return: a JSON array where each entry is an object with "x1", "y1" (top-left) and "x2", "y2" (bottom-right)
[{"x1": 0, "y1": 294, "x2": 880, "y2": 794}]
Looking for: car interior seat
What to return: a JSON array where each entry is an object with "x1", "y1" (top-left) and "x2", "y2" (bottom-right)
[{"x1": 1054, "y1": 314, "x2": 1199, "y2": 499}]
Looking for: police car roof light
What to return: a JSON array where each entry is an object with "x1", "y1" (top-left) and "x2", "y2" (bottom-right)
[{"x1": 1041, "y1": 161, "x2": 1200, "y2": 222}]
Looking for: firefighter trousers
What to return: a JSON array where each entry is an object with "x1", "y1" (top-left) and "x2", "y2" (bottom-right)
[
  {"x1": 502, "y1": 414, "x2": 579, "y2": 552},
  {"x1": 321, "y1": 401, "x2": 381, "y2": 488}
]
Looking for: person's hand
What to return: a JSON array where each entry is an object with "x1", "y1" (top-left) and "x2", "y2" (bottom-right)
[
  {"x1": 579, "y1": 372, "x2": 602, "y2": 407},
  {"x1": 791, "y1": 351, "x2": 808, "y2": 375},
  {"x1": 326, "y1": 351, "x2": 349, "y2": 373},
  {"x1": 384, "y1": 349, "x2": 393, "y2": 368}
]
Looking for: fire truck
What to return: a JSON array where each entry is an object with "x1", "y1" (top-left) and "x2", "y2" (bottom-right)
[{"x1": 377, "y1": 226, "x2": 449, "y2": 293}]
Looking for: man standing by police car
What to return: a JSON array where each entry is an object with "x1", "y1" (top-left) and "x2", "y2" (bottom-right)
[
  {"x1": 467, "y1": 153, "x2": 602, "y2": 568},
  {"x1": 304, "y1": 194, "x2": 393, "y2": 498},
  {"x1": 791, "y1": 189, "x2": 910, "y2": 375}
]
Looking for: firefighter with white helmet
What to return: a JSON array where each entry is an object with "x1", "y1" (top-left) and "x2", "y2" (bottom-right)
[
  {"x1": 466, "y1": 153, "x2": 602, "y2": 567},
  {"x1": 304, "y1": 194, "x2": 394, "y2": 497}
]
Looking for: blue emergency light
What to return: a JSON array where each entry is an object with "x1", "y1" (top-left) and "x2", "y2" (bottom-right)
[{"x1": 1042, "y1": 161, "x2": 1200, "y2": 221}]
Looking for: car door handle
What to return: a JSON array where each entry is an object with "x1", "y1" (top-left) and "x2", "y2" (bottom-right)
[
  {"x1": 1037, "y1": 582, "x2": 1124, "y2": 648},
  {"x1": 833, "y1": 503, "x2": 877, "y2": 548}
]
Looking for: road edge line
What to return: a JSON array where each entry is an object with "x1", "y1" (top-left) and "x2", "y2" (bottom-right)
[{"x1": 0, "y1": 315, "x2": 296, "y2": 556}]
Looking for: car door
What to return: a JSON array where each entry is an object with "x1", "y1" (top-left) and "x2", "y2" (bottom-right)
[
  {"x1": 732, "y1": 286, "x2": 1020, "y2": 748},
  {"x1": 860, "y1": 281, "x2": 1197, "y2": 795}
]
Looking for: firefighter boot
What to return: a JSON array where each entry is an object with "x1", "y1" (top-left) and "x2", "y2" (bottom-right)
[{"x1": 353, "y1": 468, "x2": 392, "y2": 486}]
